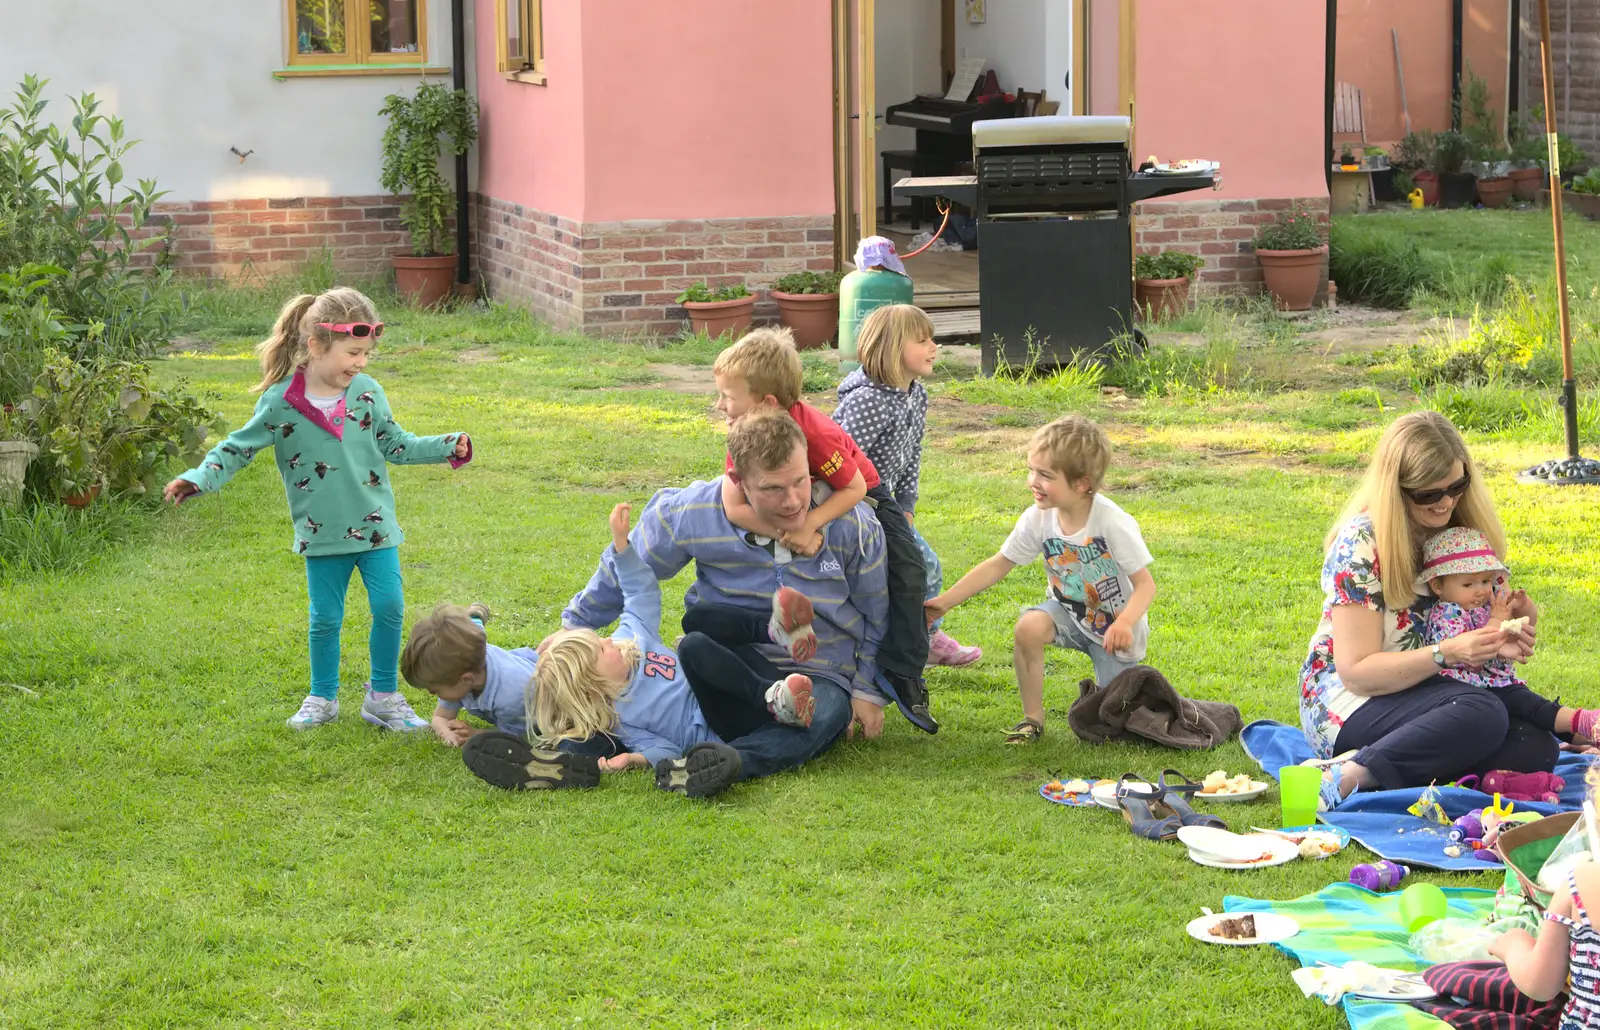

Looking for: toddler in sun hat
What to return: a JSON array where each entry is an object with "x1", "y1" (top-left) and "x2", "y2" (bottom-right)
[{"x1": 1418, "y1": 526, "x2": 1600, "y2": 741}]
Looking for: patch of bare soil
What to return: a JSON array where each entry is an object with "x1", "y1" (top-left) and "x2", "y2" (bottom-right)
[
  {"x1": 457, "y1": 347, "x2": 498, "y2": 364},
  {"x1": 164, "y1": 337, "x2": 214, "y2": 354}
]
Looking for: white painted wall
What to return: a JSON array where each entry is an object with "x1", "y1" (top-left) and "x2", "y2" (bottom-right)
[
  {"x1": 0, "y1": 0, "x2": 458, "y2": 203},
  {"x1": 874, "y1": 0, "x2": 943, "y2": 164},
  {"x1": 954, "y1": 0, "x2": 1073, "y2": 105}
]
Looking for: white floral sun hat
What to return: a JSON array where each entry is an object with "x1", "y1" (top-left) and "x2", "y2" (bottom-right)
[{"x1": 1414, "y1": 526, "x2": 1508, "y2": 594}]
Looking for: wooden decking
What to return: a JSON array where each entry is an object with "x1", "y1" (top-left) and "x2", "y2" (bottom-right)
[{"x1": 883, "y1": 226, "x2": 979, "y2": 338}]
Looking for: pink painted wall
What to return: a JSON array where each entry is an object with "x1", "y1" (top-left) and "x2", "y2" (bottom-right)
[
  {"x1": 473, "y1": 0, "x2": 586, "y2": 218},
  {"x1": 1087, "y1": 0, "x2": 1121, "y2": 117},
  {"x1": 577, "y1": 0, "x2": 835, "y2": 222},
  {"x1": 1135, "y1": 0, "x2": 1327, "y2": 199}
]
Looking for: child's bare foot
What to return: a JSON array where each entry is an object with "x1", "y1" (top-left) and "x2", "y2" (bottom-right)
[
  {"x1": 769, "y1": 586, "x2": 817, "y2": 662},
  {"x1": 766, "y1": 674, "x2": 815, "y2": 728}
]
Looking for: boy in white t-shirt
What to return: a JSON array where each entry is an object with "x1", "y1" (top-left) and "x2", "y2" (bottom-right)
[{"x1": 925, "y1": 415, "x2": 1156, "y2": 744}]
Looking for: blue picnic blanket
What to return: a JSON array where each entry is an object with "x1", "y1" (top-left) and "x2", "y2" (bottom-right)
[
  {"x1": 1226, "y1": 883, "x2": 1498, "y2": 1030},
  {"x1": 1240, "y1": 720, "x2": 1593, "y2": 871}
]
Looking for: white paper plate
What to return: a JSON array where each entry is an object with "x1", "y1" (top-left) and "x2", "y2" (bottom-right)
[
  {"x1": 1348, "y1": 980, "x2": 1438, "y2": 1001},
  {"x1": 1185, "y1": 911, "x2": 1299, "y2": 946},
  {"x1": 1090, "y1": 779, "x2": 1159, "y2": 811},
  {"x1": 1178, "y1": 826, "x2": 1296, "y2": 863},
  {"x1": 1192, "y1": 781, "x2": 1271, "y2": 803},
  {"x1": 1188, "y1": 846, "x2": 1300, "y2": 870},
  {"x1": 1150, "y1": 161, "x2": 1218, "y2": 176}
]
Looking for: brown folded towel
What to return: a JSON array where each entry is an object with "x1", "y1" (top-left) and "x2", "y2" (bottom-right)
[{"x1": 1067, "y1": 665, "x2": 1241, "y2": 750}]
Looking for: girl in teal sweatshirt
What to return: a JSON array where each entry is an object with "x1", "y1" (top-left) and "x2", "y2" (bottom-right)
[{"x1": 164, "y1": 287, "x2": 472, "y2": 731}]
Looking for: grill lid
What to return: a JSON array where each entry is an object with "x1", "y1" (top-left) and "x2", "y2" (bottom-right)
[{"x1": 972, "y1": 115, "x2": 1131, "y2": 150}]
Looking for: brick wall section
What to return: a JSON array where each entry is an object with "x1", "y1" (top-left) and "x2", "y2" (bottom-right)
[
  {"x1": 126, "y1": 195, "x2": 447, "y2": 279},
  {"x1": 475, "y1": 196, "x2": 835, "y2": 336},
  {"x1": 1134, "y1": 195, "x2": 1331, "y2": 298},
  {"x1": 1516, "y1": 0, "x2": 1600, "y2": 166}
]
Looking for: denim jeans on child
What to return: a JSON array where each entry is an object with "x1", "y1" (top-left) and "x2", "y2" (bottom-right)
[
  {"x1": 305, "y1": 547, "x2": 404, "y2": 698},
  {"x1": 1027, "y1": 597, "x2": 1139, "y2": 687}
]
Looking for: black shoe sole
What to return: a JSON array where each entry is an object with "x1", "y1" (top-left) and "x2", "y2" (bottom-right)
[
  {"x1": 876, "y1": 674, "x2": 940, "y2": 735},
  {"x1": 654, "y1": 741, "x2": 742, "y2": 798},
  {"x1": 462, "y1": 731, "x2": 601, "y2": 790}
]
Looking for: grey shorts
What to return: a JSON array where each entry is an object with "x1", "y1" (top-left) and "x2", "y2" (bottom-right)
[{"x1": 1025, "y1": 599, "x2": 1143, "y2": 687}]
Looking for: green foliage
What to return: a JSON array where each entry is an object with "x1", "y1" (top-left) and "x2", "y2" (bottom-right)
[
  {"x1": 1398, "y1": 278, "x2": 1600, "y2": 391},
  {"x1": 0, "y1": 74, "x2": 173, "y2": 370},
  {"x1": 770, "y1": 270, "x2": 842, "y2": 295},
  {"x1": 1328, "y1": 222, "x2": 1437, "y2": 309},
  {"x1": 1253, "y1": 210, "x2": 1324, "y2": 252},
  {"x1": 1432, "y1": 130, "x2": 1473, "y2": 176},
  {"x1": 1461, "y1": 66, "x2": 1504, "y2": 162},
  {"x1": 1392, "y1": 168, "x2": 1417, "y2": 197},
  {"x1": 1392, "y1": 130, "x2": 1436, "y2": 170},
  {"x1": 799, "y1": 353, "x2": 840, "y2": 393},
  {"x1": 0, "y1": 263, "x2": 71, "y2": 404},
  {"x1": 1422, "y1": 381, "x2": 1537, "y2": 433},
  {"x1": 675, "y1": 281, "x2": 750, "y2": 303},
  {"x1": 0, "y1": 496, "x2": 143, "y2": 579},
  {"x1": 14, "y1": 351, "x2": 225, "y2": 500},
  {"x1": 1134, "y1": 250, "x2": 1204, "y2": 280},
  {"x1": 378, "y1": 82, "x2": 479, "y2": 257},
  {"x1": 1571, "y1": 169, "x2": 1600, "y2": 196}
]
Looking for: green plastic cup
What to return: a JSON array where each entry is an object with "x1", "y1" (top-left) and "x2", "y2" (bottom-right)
[
  {"x1": 1400, "y1": 883, "x2": 1448, "y2": 932},
  {"x1": 1279, "y1": 766, "x2": 1322, "y2": 828}
]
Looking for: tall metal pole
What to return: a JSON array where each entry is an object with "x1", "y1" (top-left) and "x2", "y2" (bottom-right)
[
  {"x1": 1519, "y1": 0, "x2": 1600, "y2": 485},
  {"x1": 451, "y1": 0, "x2": 471, "y2": 288}
]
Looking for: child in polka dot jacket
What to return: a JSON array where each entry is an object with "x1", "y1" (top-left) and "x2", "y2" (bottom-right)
[{"x1": 833, "y1": 304, "x2": 981, "y2": 667}]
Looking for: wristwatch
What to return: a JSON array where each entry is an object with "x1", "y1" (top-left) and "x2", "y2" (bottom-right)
[{"x1": 1431, "y1": 644, "x2": 1446, "y2": 668}]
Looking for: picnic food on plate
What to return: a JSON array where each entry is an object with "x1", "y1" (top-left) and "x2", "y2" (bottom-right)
[
  {"x1": 1209, "y1": 914, "x2": 1257, "y2": 940},
  {"x1": 1199, "y1": 770, "x2": 1260, "y2": 795},
  {"x1": 1298, "y1": 833, "x2": 1344, "y2": 859},
  {"x1": 1042, "y1": 777, "x2": 1099, "y2": 801}
]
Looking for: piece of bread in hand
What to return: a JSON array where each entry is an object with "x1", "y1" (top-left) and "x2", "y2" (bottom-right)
[{"x1": 1500, "y1": 616, "x2": 1530, "y2": 636}]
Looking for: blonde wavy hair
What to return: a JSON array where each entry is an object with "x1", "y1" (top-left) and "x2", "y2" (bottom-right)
[
  {"x1": 713, "y1": 328, "x2": 804, "y2": 408},
  {"x1": 253, "y1": 287, "x2": 378, "y2": 393},
  {"x1": 531, "y1": 629, "x2": 641, "y2": 748},
  {"x1": 857, "y1": 303, "x2": 936, "y2": 390},
  {"x1": 1328, "y1": 410, "x2": 1507, "y2": 610}
]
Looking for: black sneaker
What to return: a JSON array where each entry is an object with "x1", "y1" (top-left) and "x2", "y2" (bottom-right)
[
  {"x1": 462, "y1": 731, "x2": 601, "y2": 790},
  {"x1": 877, "y1": 671, "x2": 939, "y2": 734},
  {"x1": 654, "y1": 741, "x2": 742, "y2": 798}
]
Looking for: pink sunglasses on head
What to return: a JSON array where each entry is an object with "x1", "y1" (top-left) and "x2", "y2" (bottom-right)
[{"x1": 318, "y1": 321, "x2": 384, "y2": 339}]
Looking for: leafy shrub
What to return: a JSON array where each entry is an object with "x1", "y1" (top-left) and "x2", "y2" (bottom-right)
[
  {"x1": 676, "y1": 281, "x2": 750, "y2": 303},
  {"x1": 1254, "y1": 211, "x2": 1324, "y2": 252},
  {"x1": 0, "y1": 263, "x2": 71, "y2": 404},
  {"x1": 0, "y1": 498, "x2": 144, "y2": 579},
  {"x1": 0, "y1": 75, "x2": 172, "y2": 368},
  {"x1": 1572, "y1": 169, "x2": 1600, "y2": 196},
  {"x1": 1432, "y1": 130, "x2": 1473, "y2": 175},
  {"x1": 771, "y1": 270, "x2": 842, "y2": 295},
  {"x1": 1392, "y1": 130, "x2": 1436, "y2": 170},
  {"x1": 15, "y1": 351, "x2": 225, "y2": 500},
  {"x1": 1134, "y1": 251, "x2": 1204, "y2": 280},
  {"x1": 378, "y1": 82, "x2": 479, "y2": 256},
  {"x1": 1400, "y1": 279, "x2": 1598, "y2": 390},
  {"x1": 1328, "y1": 223, "x2": 1437, "y2": 309}
]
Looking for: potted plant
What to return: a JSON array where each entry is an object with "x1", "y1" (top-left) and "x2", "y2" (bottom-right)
[
  {"x1": 0, "y1": 406, "x2": 38, "y2": 510},
  {"x1": 1252, "y1": 210, "x2": 1326, "y2": 312},
  {"x1": 1432, "y1": 130, "x2": 1477, "y2": 209},
  {"x1": 1395, "y1": 130, "x2": 1439, "y2": 206},
  {"x1": 1133, "y1": 250, "x2": 1204, "y2": 321},
  {"x1": 1508, "y1": 131, "x2": 1547, "y2": 202},
  {"x1": 676, "y1": 281, "x2": 756, "y2": 339},
  {"x1": 1475, "y1": 142, "x2": 1514, "y2": 209},
  {"x1": 769, "y1": 270, "x2": 843, "y2": 350},
  {"x1": 378, "y1": 81, "x2": 480, "y2": 308},
  {"x1": 1338, "y1": 146, "x2": 1359, "y2": 172},
  {"x1": 1569, "y1": 170, "x2": 1600, "y2": 221}
]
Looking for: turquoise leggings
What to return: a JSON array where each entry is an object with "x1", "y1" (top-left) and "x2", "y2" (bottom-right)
[{"x1": 305, "y1": 547, "x2": 404, "y2": 699}]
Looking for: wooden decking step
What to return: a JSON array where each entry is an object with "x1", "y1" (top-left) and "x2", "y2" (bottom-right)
[{"x1": 928, "y1": 307, "x2": 980, "y2": 339}]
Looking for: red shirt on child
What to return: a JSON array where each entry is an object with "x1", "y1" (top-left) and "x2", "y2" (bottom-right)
[{"x1": 725, "y1": 401, "x2": 880, "y2": 491}]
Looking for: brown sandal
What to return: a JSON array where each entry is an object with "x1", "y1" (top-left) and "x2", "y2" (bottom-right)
[{"x1": 1003, "y1": 718, "x2": 1045, "y2": 744}]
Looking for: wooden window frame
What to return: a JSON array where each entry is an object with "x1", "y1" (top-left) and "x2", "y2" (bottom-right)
[
  {"x1": 285, "y1": 0, "x2": 430, "y2": 69},
  {"x1": 496, "y1": 0, "x2": 546, "y2": 84}
]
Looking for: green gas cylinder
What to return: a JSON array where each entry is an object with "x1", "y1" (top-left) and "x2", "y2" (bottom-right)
[{"x1": 838, "y1": 268, "x2": 914, "y2": 373}]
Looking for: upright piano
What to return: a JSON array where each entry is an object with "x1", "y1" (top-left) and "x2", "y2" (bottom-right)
[{"x1": 883, "y1": 94, "x2": 1013, "y2": 224}]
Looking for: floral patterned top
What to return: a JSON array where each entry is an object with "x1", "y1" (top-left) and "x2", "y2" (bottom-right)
[{"x1": 1299, "y1": 514, "x2": 1431, "y2": 757}]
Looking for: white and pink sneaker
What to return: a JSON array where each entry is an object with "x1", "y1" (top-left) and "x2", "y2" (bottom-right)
[
  {"x1": 927, "y1": 629, "x2": 982, "y2": 667},
  {"x1": 769, "y1": 586, "x2": 818, "y2": 662},
  {"x1": 766, "y1": 674, "x2": 816, "y2": 728}
]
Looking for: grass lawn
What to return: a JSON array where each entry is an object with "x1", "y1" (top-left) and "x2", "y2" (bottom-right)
[{"x1": 1, "y1": 234, "x2": 1597, "y2": 1027}]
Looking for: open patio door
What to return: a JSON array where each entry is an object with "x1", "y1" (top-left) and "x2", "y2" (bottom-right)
[{"x1": 832, "y1": 0, "x2": 877, "y2": 267}]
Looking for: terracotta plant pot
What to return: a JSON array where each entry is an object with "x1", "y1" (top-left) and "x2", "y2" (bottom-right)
[
  {"x1": 1256, "y1": 245, "x2": 1328, "y2": 312},
  {"x1": 1476, "y1": 176, "x2": 1514, "y2": 209},
  {"x1": 0, "y1": 440, "x2": 38, "y2": 509},
  {"x1": 1509, "y1": 167, "x2": 1543, "y2": 202},
  {"x1": 682, "y1": 295, "x2": 756, "y2": 339},
  {"x1": 393, "y1": 254, "x2": 458, "y2": 309},
  {"x1": 1566, "y1": 191, "x2": 1600, "y2": 221},
  {"x1": 1438, "y1": 172, "x2": 1478, "y2": 209},
  {"x1": 771, "y1": 291, "x2": 840, "y2": 350},
  {"x1": 62, "y1": 483, "x2": 101, "y2": 509},
  {"x1": 1414, "y1": 170, "x2": 1441, "y2": 207},
  {"x1": 1133, "y1": 276, "x2": 1192, "y2": 322}
]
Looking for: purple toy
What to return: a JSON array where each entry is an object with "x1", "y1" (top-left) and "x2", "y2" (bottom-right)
[
  {"x1": 1480, "y1": 770, "x2": 1564, "y2": 805},
  {"x1": 1448, "y1": 810, "x2": 1486, "y2": 845},
  {"x1": 1350, "y1": 861, "x2": 1410, "y2": 891}
]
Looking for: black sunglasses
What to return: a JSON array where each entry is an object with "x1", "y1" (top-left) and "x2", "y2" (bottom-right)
[{"x1": 1404, "y1": 471, "x2": 1471, "y2": 506}]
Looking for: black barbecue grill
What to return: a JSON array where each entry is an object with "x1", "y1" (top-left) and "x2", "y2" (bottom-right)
[{"x1": 895, "y1": 115, "x2": 1220, "y2": 374}]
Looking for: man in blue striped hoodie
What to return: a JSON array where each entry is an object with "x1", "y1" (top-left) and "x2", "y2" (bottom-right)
[{"x1": 561, "y1": 410, "x2": 892, "y2": 796}]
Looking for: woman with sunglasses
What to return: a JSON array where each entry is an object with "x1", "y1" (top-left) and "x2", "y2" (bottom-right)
[
  {"x1": 1297, "y1": 411, "x2": 1550, "y2": 809},
  {"x1": 164, "y1": 287, "x2": 473, "y2": 732}
]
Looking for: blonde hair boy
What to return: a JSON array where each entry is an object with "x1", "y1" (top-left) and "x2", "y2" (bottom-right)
[{"x1": 712, "y1": 328, "x2": 804, "y2": 409}]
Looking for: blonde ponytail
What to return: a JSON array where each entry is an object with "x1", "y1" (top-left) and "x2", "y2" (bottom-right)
[
  {"x1": 531, "y1": 630, "x2": 640, "y2": 748},
  {"x1": 251, "y1": 287, "x2": 381, "y2": 393}
]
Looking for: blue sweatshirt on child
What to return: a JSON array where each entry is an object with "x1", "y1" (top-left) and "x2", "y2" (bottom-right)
[
  {"x1": 608, "y1": 546, "x2": 720, "y2": 765},
  {"x1": 434, "y1": 644, "x2": 538, "y2": 740}
]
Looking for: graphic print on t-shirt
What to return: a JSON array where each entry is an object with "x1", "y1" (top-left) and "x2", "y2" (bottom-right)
[{"x1": 1044, "y1": 535, "x2": 1127, "y2": 637}]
